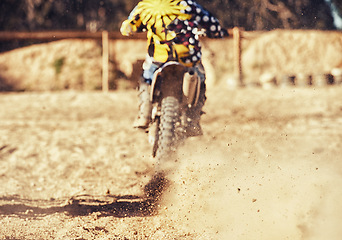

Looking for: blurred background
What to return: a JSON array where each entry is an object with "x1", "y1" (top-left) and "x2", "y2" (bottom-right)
[
  {"x1": 0, "y1": 0, "x2": 341, "y2": 91},
  {"x1": 1, "y1": 0, "x2": 341, "y2": 32}
]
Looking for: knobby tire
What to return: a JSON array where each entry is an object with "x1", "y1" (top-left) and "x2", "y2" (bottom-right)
[{"x1": 155, "y1": 96, "x2": 180, "y2": 173}]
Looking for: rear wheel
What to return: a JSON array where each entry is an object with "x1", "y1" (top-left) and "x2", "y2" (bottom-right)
[{"x1": 155, "y1": 96, "x2": 181, "y2": 173}]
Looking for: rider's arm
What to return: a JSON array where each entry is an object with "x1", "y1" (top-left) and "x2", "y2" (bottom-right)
[
  {"x1": 120, "y1": 5, "x2": 147, "y2": 36},
  {"x1": 186, "y1": 1, "x2": 228, "y2": 38}
]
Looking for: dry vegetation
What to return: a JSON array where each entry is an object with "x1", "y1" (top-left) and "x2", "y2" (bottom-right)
[
  {"x1": 0, "y1": 40, "x2": 104, "y2": 91},
  {"x1": 0, "y1": 30, "x2": 341, "y2": 91},
  {"x1": 242, "y1": 30, "x2": 342, "y2": 80}
]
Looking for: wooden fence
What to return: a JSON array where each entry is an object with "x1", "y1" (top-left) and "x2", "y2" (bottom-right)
[{"x1": 0, "y1": 29, "x2": 241, "y2": 91}]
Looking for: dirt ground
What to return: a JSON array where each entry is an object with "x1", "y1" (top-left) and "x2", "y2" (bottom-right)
[{"x1": 0, "y1": 85, "x2": 342, "y2": 239}]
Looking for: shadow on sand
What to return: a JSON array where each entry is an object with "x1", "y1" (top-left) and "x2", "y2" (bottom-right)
[{"x1": 0, "y1": 194, "x2": 157, "y2": 219}]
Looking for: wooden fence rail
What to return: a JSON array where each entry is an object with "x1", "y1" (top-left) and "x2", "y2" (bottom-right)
[{"x1": 0, "y1": 31, "x2": 146, "y2": 41}]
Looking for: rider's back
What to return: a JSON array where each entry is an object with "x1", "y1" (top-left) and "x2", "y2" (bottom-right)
[{"x1": 120, "y1": 0, "x2": 228, "y2": 66}]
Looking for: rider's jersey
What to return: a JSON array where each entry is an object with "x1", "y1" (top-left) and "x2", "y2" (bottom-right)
[{"x1": 121, "y1": 0, "x2": 228, "y2": 67}]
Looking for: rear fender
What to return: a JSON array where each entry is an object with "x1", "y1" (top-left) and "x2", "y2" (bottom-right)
[{"x1": 150, "y1": 61, "x2": 186, "y2": 102}]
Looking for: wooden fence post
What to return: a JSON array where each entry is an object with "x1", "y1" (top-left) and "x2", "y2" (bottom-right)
[
  {"x1": 102, "y1": 30, "x2": 109, "y2": 92},
  {"x1": 233, "y1": 27, "x2": 243, "y2": 86}
]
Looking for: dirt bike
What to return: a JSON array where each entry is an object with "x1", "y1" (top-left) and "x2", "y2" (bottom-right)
[{"x1": 147, "y1": 61, "x2": 204, "y2": 176}]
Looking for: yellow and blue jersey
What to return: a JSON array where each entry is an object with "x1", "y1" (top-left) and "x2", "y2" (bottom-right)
[{"x1": 121, "y1": 0, "x2": 228, "y2": 66}]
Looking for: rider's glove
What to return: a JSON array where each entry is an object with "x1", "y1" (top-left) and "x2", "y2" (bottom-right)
[
  {"x1": 207, "y1": 28, "x2": 229, "y2": 38},
  {"x1": 120, "y1": 20, "x2": 133, "y2": 36},
  {"x1": 220, "y1": 28, "x2": 229, "y2": 37}
]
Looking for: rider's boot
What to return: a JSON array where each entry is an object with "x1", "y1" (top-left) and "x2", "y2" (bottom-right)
[
  {"x1": 133, "y1": 80, "x2": 152, "y2": 129},
  {"x1": 186, "y1": 82, "x2": 206, "y2": 137}
]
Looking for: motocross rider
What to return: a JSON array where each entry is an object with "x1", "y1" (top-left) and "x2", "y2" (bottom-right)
[{"x1": 120, "y1": 0, "x2": 228, "y2": 136}]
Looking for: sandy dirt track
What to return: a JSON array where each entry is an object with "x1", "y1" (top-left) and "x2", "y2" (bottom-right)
[{"x1": 0, "y1": 86, "x2": 342, "y2": 239}]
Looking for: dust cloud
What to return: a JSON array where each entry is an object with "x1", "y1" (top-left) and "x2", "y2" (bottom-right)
[{"x1": 160, "y1": 132, "x2": 342, "y2": 239}]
